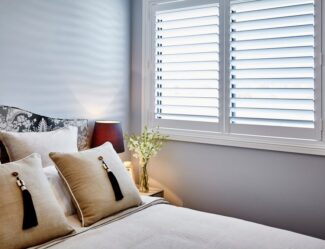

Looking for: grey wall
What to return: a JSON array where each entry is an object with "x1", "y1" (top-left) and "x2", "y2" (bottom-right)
[
  {"x1": 0, "y1": 0, "x2": 131, "y2": 143},
  {"x1": 131, "y1": 0, "x2": 325, "y2": 240}
]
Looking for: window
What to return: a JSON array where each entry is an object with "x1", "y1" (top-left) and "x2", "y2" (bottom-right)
[
  {"x1": 142, "y1": 0, "x2": 323, "y2": 155},
  {"x1": 155, "y1": 4, "x2": 219, "y2": 123},
  {"x1": 150, "y1": 0, "x2": 222, "y2": 132},
  {"x1": 228, "y1": 0, "x2": 320, "y2": 140}
]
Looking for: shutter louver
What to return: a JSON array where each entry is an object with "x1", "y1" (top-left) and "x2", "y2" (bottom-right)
[
  {"x1": 229, "y1": 0, "x2": 315, "y2": 129},
  {"x1": 155, "y1": 4, "x2": 220, "y2": 123}
]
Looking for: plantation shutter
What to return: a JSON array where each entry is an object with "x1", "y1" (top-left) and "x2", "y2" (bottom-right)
[
  {"x1": 154, "y1": 1, "x2": 220, "y2": 130},
  {"x1": 229, "y1": 0, "x2": 320, "y2": 139}
]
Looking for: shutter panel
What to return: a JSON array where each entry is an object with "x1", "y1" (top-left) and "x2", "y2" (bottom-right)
[
  {"x1": 229, "y1": 0, "x2": 316, "y2": 129},
  {"x1": 155, "y1": 3, "x2": 220, "y2": 124}
]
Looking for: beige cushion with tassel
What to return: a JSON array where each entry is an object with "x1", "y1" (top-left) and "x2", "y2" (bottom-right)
[
  {"x1": 0, "y1": 154, "x2": 74, "y2": 249},
  {"x1": 49, "y1": 142, "x2": 142, "y2": 227}
]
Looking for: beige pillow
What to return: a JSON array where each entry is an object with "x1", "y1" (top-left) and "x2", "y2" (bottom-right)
[
  {"x1": 0, "y1": 126, "x2": 78, "y2": 167},
  {"x1": 50, "y1": 142, "x2": 142, "y2": 227},
  {"x1": 0, "y1": 154, "x2": 74, "y2": 249}
]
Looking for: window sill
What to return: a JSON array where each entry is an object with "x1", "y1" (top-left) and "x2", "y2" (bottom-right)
[{"x1": 157, "y1": 127, "x2": 325, "y2": 156}]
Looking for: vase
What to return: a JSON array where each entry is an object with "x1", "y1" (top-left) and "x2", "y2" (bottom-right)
[{"x1": 139, "y1": 160, "x2": 149, "y2": 192}]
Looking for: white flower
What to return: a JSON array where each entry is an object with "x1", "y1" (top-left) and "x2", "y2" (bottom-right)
[{"x1": 125, "y1": 126, "x2": 168, "y2": 165}]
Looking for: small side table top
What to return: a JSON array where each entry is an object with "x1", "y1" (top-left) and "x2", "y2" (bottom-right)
[{"x1": 138, "y1": 186, "x2": 164, "y2": 198}]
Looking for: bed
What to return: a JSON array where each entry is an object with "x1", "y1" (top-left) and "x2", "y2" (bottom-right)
[
  {"x1": 1, "y1": 106, "x2": 324, "y2": 249},
  {"x1": 31, "y1": 197, "x2": 325, "y2": 249}
]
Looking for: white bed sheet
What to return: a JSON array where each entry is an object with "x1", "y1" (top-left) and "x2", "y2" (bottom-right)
[{"x1": 32, "y1": 197, "x2": 325, "y2": 249}]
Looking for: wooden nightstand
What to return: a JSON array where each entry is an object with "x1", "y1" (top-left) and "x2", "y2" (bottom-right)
[{"x1": 138, "y1": 187, "x2": 164, "y2": 198}]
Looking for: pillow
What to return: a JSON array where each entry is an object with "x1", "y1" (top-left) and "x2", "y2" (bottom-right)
[
  {"x1": 43, "y1": 166, "x2": 76, "y2": 216},
  {"x1": 0, "y1": 126, "x2": 78, "y2": 167},
  {"x1": 0, "y1": 154, "x2": 74, "y2": 249},
  {"x1": 50, "y1": 142, "x2": 142, "y2": 227}
]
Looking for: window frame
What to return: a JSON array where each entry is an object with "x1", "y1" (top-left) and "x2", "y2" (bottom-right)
[
  {"x1": 145, "y1": 0, "x2": 223, "y2": 133},
  {"x1": 226, "y1": 0, "x2": 322, "y2": 141},
  {"x1": 142, "y1": 0, "x2": 324, "y2": 156}
]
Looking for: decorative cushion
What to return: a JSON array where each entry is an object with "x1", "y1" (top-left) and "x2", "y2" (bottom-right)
[
  {"x1": 44, "y1": 166, "x2": 76, "y2": 216},
  {"x1": 50, "y1": 142, "x2": 142, "y2": 227},
  {"x1": 0, "y1": 154, "x2": 74, "y2": 249},
  {"x1": 0, "y1": 126, "x2": 78, "y2": 167}
]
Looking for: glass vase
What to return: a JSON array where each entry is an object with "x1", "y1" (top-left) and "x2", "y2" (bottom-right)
[{"x1": 139, "y1": 161, "x2": 149, "y2": 192}]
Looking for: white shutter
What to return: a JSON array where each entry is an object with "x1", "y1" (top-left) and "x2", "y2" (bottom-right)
[
  {"x1": 154, "y1": 3, "x2": 220, "y2": 125},
  {"x1": 229, "y1": 0, "x2": 320, "y2": 139}
]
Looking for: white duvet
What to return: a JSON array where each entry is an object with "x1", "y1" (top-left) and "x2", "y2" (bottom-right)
[{"x1": 33, "y1": 197, "x2": 325, "y2": 249}]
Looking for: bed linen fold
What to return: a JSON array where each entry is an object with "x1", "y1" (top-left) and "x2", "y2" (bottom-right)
[{"x1": 30, "y1": 197, "x2": 168, "y2": 249}]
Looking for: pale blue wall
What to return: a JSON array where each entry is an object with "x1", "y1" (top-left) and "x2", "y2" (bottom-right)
[{"x1": 0, "y1": 0, "x2": 131, "y2": 134}]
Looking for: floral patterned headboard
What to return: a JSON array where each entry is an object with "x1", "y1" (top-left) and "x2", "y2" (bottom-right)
[{"x1": 0, "y1": 105, "x2": 88, "y2": 163}]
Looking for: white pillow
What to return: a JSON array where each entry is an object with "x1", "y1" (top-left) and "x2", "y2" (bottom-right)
[
  {"x1": 43, "y1": 165, "x2": 76, "y2": 216},
  {"x1": 0, "y1": 126, "x2": 78, "y2": 167}
]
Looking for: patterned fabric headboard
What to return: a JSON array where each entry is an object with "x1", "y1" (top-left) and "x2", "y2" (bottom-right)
[{"x1": 0, "y1": 105, "x2": 88, "y2": 163}]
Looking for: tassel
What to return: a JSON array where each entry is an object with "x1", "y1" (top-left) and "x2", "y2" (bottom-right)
[
  {"x1": 12, "y1": 172, "x2": 38, "y2": 230},
  {"x1": 107, "y1": 171, "x2": 124, "y2": 201},
  {"x1": 22, "y1": 188, "x2": 38, "y2": 230},
  {"x1": 98, "y1": 156, "x2": 124, "y2": 201}
]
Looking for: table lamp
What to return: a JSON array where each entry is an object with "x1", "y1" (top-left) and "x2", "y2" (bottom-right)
[{"x1": 91, "y1": 121, "x2": 125, "y2": 153}]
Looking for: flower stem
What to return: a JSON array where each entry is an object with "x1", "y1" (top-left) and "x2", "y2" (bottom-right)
[{"x1": 139, "y1": 161, "x2": 149, "y2": 192}]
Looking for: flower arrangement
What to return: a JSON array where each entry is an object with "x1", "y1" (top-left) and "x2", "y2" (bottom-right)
[{"x1": 125, "y1": 126, "x2": 168, "y2": 192}]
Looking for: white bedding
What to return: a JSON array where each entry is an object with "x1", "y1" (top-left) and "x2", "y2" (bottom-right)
[{"x1": 32, "y1": 197, "x2": 325, "y2": 249}]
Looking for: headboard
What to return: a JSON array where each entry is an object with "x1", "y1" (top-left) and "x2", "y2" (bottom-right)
[{"x1": 0, "y1": 105, "x2": 88, "y2": 163}]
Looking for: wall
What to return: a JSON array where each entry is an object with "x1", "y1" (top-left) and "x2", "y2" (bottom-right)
[
  {"x1": 0, "y1": 0, "x2": 131, "y2": 145},
  {"x1": 131, "y1": 0, "x2": 325, "y2": 240}
]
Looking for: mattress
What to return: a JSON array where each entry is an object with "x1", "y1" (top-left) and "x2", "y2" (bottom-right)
[{"x1": 32, "y1": 197, "x2": 325, "y2": 249}]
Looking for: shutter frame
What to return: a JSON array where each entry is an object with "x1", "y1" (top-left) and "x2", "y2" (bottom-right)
[
  {"x1": 142, "y1": 0, "x2": 323, "y2": 154},
  {"x1": 228, "y1": 0, "x2": 321, "y2": 140},
  {"x1": 151, "y1": 0, "x2": 222, "y2": 132}
]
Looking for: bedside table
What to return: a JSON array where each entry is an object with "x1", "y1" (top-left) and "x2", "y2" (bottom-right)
[{"x1": 138, "y1": 187, "x2": 164, "y2": 198}]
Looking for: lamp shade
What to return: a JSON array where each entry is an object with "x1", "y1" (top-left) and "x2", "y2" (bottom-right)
[{"x1": 91, "y1": 121, "x2": 125, "y2": 153}]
